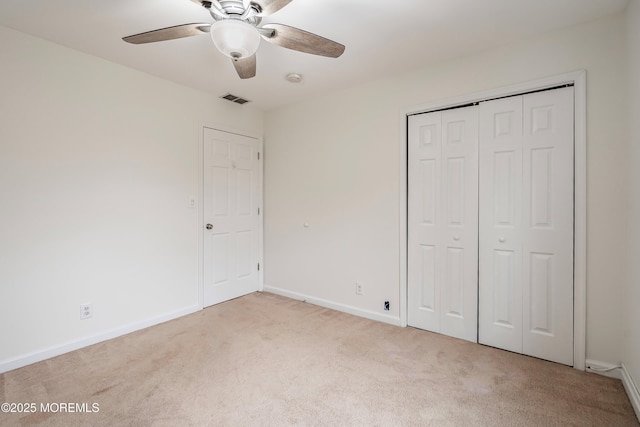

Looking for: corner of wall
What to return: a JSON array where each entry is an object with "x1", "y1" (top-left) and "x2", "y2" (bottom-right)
[
  {"x1": 623, "y1": 0, "x2": 640, "y2": 422},
  {"x1": 621, "y1": 364, "x2": 640, "y2": 422},
  {"x1": 585, "y1": 360, "x2": 640, "y2": 422}
]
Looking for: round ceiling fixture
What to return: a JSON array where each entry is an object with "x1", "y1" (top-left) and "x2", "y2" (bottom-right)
[
  {"x1": 210, "y1": 19, "x2": 261, "y2": 59},
  {"x1": 286, "y1": 73, "x2": 303, "y2": 83}
]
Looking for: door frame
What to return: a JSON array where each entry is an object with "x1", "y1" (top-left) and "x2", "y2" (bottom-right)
[
  {"x1": 198, "y1": 124, "x2": 264, "y2": 310},
  {"x1": 399, "y1": 70, "x2": 587, "y2": 370}
]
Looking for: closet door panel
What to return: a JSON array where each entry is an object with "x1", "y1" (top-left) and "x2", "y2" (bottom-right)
[
  {"x1": 479, "y1": 88, "x2": 574, "y2": 365},
  {"x1": 522, "y1": 87, "x2": 574, "y2": 365},
  {"x1": 408, "y1": 112, "x2": 442, "y2": 332},
  {"x1": 409, "y1": 106, "x2": 478, "y2": 342},
  {"x1": 440, "y1": 108, "x2": 478, "y2": 342},
  {"x1": 478, "y1": 96, "x2": 524, "y2": 353}
]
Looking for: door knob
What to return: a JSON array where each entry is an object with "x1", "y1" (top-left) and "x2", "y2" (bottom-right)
[
  {"x1": 453, "y1": 236, "x2": 460, "y2": 241},
  {"x1": 498, "y1": 236, "x2": 505, "y2": 243},
  {"x1": 206, "y1": 224, "x2": 213, "y2": 230}
]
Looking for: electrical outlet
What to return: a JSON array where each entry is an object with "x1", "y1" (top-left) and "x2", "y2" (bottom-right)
[
  {"x1": 355, "y1": 282, "x2": 364, "y2": 295},
  {"x1": 80, "y1": 304, "x2": 93, "y2": 320},
  {"x1": 384, "y1": 301, "x2": 390, "y2": 311}
]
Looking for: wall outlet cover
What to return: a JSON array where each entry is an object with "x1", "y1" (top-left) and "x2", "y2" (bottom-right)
[{"x1": 80, "y1": 304, "x2": 93, "y2": 320}]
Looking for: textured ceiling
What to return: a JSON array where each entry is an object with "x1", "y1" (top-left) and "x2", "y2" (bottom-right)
[{"x1": 0, "y1": 0, "x2": 629, "y2": 110}]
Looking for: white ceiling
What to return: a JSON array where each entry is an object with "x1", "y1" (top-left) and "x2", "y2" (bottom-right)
[{"x1": 0, "y1": 0, "x2": 629, "y2": 110}]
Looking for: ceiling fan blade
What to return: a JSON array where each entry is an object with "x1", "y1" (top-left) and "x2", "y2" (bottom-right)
[
  {"x1": 250, "y1": 0, "x2": 294, "y2": 16},
  {"x1": 260, "y1": 24, "x2": 345, "y2": 58},
  {"x1": 123, "y1": 23, "x2": 211, "y2": 44},
  {"x1": 232, "y1": 54, "x2": 257, "y2": 79}
]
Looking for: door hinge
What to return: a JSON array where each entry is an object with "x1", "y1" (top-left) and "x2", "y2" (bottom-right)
[
  {"x1": 258, "y1": 207, "x2": 260, "y2": 215},
  {"x1": 257, "y1": 263, "x2": 260, "y2": 271},
  {"x1": 257, "y1": 152, "x2": 260, "y2": 160}
]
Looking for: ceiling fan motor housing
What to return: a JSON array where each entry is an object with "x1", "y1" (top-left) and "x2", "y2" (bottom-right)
[{"x1": 218, "y1": 0, "x2": 249, "y2": 15}]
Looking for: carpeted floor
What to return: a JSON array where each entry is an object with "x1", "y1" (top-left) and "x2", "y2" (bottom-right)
[{"x1": 1, "y1": 292, "x2": 638, "y2": 426}]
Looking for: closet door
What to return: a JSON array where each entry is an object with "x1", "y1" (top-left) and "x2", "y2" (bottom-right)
[
  {"x1": 521, "y1": 88, "x2": 574, "y2": 365},
  {"x1": 478, "y1": 87, "x2": 574, "y2": 365},
  {"x1": 478, "y1": 96, "x2": 524, "y2": 353},
  {"x1": 408, "y1": 106, "x2": 478, "y2": 343},
  {"x1": 408, "y1": 111, "x2": 442, "y2": 333}
]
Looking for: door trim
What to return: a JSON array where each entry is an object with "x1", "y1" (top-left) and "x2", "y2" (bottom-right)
[
  {"x1": 399, "y1": 70, "x2": 587, "y2": 370},
  {"x1": 198, "y1": 124, "x2": 264, "y2": 310}
]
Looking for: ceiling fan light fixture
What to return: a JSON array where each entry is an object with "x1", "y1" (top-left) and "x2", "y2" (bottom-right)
[{"x1": 210, "y1": 19, "x2": 260, "y2": 59}]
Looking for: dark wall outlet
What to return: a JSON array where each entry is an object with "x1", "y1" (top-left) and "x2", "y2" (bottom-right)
[{"x1": 384, "y1": 301, "x2": 390, "y2": 311}]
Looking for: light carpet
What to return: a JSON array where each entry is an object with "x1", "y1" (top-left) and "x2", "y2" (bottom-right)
[{"x1": 1, "y1": 292, "x2": 637, "y2": 426}]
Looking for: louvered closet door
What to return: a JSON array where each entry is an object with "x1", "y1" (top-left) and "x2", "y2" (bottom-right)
[
  {"x1": 408, "y1": 105, "x2": 479, "y2": 343},
  {"x1": 478, "y1": 87, "x2": 574, "y2": 365}
]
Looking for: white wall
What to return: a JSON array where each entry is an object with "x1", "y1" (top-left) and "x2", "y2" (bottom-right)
[
  {"x1": 624, "y1": 0, "x2": 640, "y2": 401},
  {"x1": 264, "y1": 14, "x2": 628, "y2": 364},
  {"x1": 0, "y1": 26, "x2": 263, "y2": 371}
]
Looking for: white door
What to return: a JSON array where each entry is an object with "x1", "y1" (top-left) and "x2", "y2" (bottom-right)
[
  {"x1": 408, "y1": 105, "x2": 479, "y2": 343},
  {"x1": 478, "y1": 87, "x2": 574, "y2": 365},
  {"x1": 203, "y1": 128, "x2": 261, "y2": 307},
  {"x1": 478, "y1": 96, "x2": 524, "y2": 353}
]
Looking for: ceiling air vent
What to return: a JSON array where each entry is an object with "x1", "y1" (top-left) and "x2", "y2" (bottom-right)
[{"x1": 221, "y1": 93, "x2": 250, "y2": 105}]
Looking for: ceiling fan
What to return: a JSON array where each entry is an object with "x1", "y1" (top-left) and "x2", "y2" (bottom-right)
[{"x1": 123, "y1": 0, "x2": 345, "y2": 79}]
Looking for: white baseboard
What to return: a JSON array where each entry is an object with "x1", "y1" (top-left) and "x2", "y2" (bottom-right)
[
  {"x1": 586, "y1": 359, "x2": 640, "y2": 422},
  {"x1": 621, "y1": 364, "x2": 640, "y2": 422},
  {"x1": 0, "y1": 304, "x2": 200, "y2": 374},
  {"x1": 263, "y1": 285, "x2": 402, "y2": 327}
]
